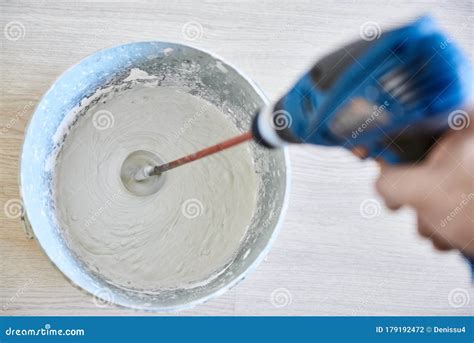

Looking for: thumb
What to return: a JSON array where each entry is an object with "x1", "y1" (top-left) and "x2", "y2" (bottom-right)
[{"x1": 375, "y1": 163, "x2": 434, "y2": 209}]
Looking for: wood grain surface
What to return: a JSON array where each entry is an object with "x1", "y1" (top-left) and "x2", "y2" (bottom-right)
[{"x1": 1, "y1": 0, "x2": 473, "y2": 316}]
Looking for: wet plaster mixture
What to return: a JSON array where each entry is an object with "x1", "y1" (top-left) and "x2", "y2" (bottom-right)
[{"x1": 53, "y1": 86, "x2": 257, "y2": 290}]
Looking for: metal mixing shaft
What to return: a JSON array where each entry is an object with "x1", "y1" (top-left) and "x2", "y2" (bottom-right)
[
  {"x1": 120, "y1": 131, "x2": 253, "y2": 195},
  {"x1": 134, "y1": 131, "x2": 253, "y2": 182},
  {"x1": 135, "y1": 131, "x2": 253, "y2": 181}
]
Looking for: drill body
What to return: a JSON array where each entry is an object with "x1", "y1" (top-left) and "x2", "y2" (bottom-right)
[{"x1": 253, "y1": 16, "x2": 473, "y2": 164}]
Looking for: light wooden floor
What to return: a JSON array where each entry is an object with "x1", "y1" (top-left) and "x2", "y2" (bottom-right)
[{"x1": 1, "y1": 0, "x2": 473, "y2": 315}]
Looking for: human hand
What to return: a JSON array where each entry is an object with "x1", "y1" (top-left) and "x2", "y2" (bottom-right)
[{"x1": 375, "y1": 112, "x2": 474, "y2": 257}]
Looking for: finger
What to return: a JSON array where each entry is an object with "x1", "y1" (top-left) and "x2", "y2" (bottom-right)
[
  {"x1": 386, "y1": 203, "x2": 402, "y2": 211},
  {"x1": 383, "y1": 198, "x2": 402, "y2": 211},
  {"x1": 417, "y1": 214, "x2": 454, "y2": 251},
  {"x1": 417, "y1": 215, "x2": 432, "y2": 238},
  {"x1": 376, "y1": 162, "x2": 402, "y2": 209},
  {"x1": 376, "y1": 163, "x2": 432, "y2": 208},
  {"x1": 351, "y1": 146, "x2": 368, "y2": 159},
  {"x1": 431, "y1": 236, "x2": 453, "y2": 251}
]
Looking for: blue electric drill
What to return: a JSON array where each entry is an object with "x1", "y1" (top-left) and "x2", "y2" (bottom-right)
[
  {"x1": 250, "y1": 15, "x2": 474, "y2": 271},
  {"x1": 252, "y1": 15, "x2": 472, "y2": 162}
]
